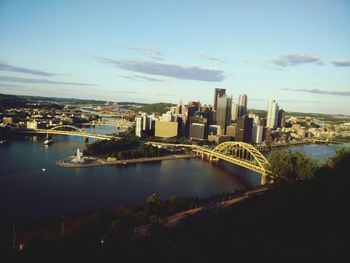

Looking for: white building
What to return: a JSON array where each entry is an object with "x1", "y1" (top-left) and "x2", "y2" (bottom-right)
[
  {"x1": 27, "y1": 120, "x2": 38, "y2": 129},
  {"x1": 266, "y1": 100, "x2": 279, "y2": 129},
  {"x1": 238, "y1": 94, "x2": 248, "y2": 116},
  {"x1": 231, "y1": 102, "x2": 239, "y2": 121},
  {"x1": 252, "y1": 125, "x2": 263, "y2": 144},
  {"x1": 248, "y1": 113, "x2": 260, "y2": 125},
  {"x1": 135, "y1": 113, "x2": 156, "y2": 137},
  {"x1": 135, "y1": 116, "x2": 143, "y2": 137}
]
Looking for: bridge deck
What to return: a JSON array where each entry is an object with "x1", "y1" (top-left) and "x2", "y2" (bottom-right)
[{"x1": 17, "y1": 129, "x2": 116, "y2": 140}]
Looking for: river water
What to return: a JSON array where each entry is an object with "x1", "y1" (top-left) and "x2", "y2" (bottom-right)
[{"x1": 0, "y1": 126, "x2": 348, "y2": 223}]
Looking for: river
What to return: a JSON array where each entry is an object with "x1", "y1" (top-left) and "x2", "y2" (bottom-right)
[{"x1": 0, "y1": 127, "x2": 348, "y2": 223}]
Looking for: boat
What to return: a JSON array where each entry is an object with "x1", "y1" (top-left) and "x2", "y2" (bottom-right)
[
  {"x1": 44, "y1": 139, "x2": 53, "y2": 145},
  {"x1": 41, "y1": 168, "x2": 46, "y2": 172},
  {"x1": 0, "y1": 140, "x2": 7, "y2": 144}
]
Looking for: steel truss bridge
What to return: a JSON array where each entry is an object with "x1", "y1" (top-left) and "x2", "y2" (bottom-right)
[
  {"x1": 147, "y1": 141, "x2": 273, "y2": 185},
  {"x1": 18, "y1": 125, "x2": 116, "y2": 140}
]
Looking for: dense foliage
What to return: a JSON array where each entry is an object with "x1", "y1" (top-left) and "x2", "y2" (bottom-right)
[
  {"x1": 83, "y1": 134, "x2": 140, "y2": 156},
  {"x1": 268, "y1": 150, "x2": 319, "y2": 182},
  {"x1": 330, "y1": 147, "x2": 350, "y2": 167},
  {"x1": 135, "y1": 103, "x2": 175, "y2": 114},
  {"x1": 0, "y1": 94, "x2": 27, "y2": 109},
  {"x1": 114, "y1": 144, "x2": 169, "y2": 160}
]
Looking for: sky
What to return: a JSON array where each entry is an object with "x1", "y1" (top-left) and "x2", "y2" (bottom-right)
[{"x1": 0, "y1": 0, "x2": 350, "y2": 114}]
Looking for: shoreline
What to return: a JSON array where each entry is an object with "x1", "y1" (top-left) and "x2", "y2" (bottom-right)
[{"x1": 56, "y1": 154, "x2": 195, "y2": 168}]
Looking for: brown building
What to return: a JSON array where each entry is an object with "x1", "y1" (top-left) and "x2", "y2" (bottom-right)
[
  {"x1": 278, "y1": 109, "x2": 286, "y2": 128},
  {"x1": 216, "y1": 95, "x2": 232, "y2": 134},
  {"x1": 208, "y1": 135, "x2": 231, "y2": 144},
  {"x1": 213, "y1": 88, "x2": 226, "y2": 110},
  {"x1": 235, "y1": 116, "x2": 253, "y2": 143},
  {"x1": 226, "y1": 124, "x2": 236, "y2": 138},
  {"x1": 263, "y1": 127, "x2": 272, "y2": 143},
  {"x1": 189, "y1": 123, "x2": 207, "y2": 140}
]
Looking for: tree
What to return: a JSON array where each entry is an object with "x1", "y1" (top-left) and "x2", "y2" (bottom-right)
[
  {"x1": 268, "y1": 150, "x2": 319, "y2": 182},
  {"x1": 329, "y1": 147, "x2": 350, "y2": 173},
  {"x1": 145, "y1": 193, "x2": 161, "y2": 217},
  {"x1": 330, "y1": 147, "x2": 350, "y2": 167}
]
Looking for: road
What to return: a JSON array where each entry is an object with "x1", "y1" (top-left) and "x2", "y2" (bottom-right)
[{"x1": 131, "y1": 185, "x2": 271, "y2": 240}]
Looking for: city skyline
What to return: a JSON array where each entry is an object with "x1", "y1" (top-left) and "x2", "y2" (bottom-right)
[{"x1": 1, "y1": 0, "x2": 350, "y2": 114}]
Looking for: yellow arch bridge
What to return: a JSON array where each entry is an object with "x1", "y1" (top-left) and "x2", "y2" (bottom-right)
[
  {"x1": 18, "y1": 125, "x2": 117, "y2": 140},
  {"x1": 147, "y1": 141, "x2": 273, "y2": 185}
]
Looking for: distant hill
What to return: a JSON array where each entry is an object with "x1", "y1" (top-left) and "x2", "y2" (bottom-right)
[
  {"x1": 131, "y1": 102, "x2": 175, "y2": 114},
  {"x1": 0, "y1": 94, "x2": 27, "y2": 108}
]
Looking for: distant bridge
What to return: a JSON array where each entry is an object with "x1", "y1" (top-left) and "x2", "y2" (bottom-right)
[
  {"x1": 17, "y1": 125, "x2": 117, "y2": 140},
  {"x1": 147, "y1": 141, "x2": 273, "y2": 185},
  {"x1": 81, "y1": 119, "x2": 134, "y2": 129}
]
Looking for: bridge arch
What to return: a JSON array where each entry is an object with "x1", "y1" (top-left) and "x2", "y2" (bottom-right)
[
  {"x1": 193, "y1": 141, "x2": 273, "y2": 184},
  {"x1": 50, "y1": 125, "x2": 87, "y2": 134},
  {"x1": 213, "y1": 141, "x2": 272, "y2": 173}
]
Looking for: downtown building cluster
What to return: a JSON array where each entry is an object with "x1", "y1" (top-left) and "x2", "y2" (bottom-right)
[{"x1": 135, "y1": 88, "x2": 286, "y2": 145}]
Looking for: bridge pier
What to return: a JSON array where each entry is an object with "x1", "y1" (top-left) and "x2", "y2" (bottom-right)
[
  {"x1": 209, "y1": 155, "x2": 219, "y2": 162},
  {"x1": 261, "y1": 173, "x2": 267, "y2": 185}
]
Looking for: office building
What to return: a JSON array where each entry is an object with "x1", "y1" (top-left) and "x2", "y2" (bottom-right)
[
  {"x1": 155, "y1": 120, "x2": 179, "y2": 138},
  {"x1": 216, "y1": 94, "x2": 232, "y2": 134},
  {"x1": 263, "y1": 127, "x2": 272, "y2": 143},
  {"x1": 278, "y1": 109, "x2": 286, "y2": 128},
  {"x1": 213, "y1": 88, "x2": 226, "y2": 110},
  {"x1": 209, "y1": 125, "x2": 222, "y2": 136},
  {"x1": 135, "y1": 113, "x2": 156, "y2": 137},
  {"x1": 208, "y1": 135, "x2": 231, "y2": 144},
  {"x1": 266, "y1": 100, "x2": 279, "y2": 129},
  {"x1": 187, "y1": 101, "x2": 200, "y2": 119},
  {"x1": 231, "y1": 102, "x2": 239, "y2": 121},
  {"x1": 248, "y1": 113, "x2": 261, "y2": 125},
  {"x1": 189, "y1": 123, "x2": 207, "y2": 140},
  {"x1": 175, "y1": 100, "x2": 187, "y2": 115},
  {"x1": 235, "y1": 116, "x2": 253, "y2": 143},
  {"x1": 252, "y1": 125, "x2": 263, "y2": 144},
  {"x1": 238, "y1": 94, "x2": 248, "y2": 116},
  {"x1": 226, "y1": 124, "x2": 236, "y2": 138},
  {"x1": 135, "y1": 116, "x2": 142, "y2": 137}
]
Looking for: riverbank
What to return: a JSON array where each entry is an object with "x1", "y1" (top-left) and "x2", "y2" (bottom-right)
[
  {"x1": 257, "y1": 139, "x2": 344, "y2": 152},
  {"x1": 56, "y1": 154, "x2": 195, "y2": 168}
]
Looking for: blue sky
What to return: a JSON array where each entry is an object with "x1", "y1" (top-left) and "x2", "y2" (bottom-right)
[{"x1": 0, "y1": 0, "x2": 349, "y2": 114}]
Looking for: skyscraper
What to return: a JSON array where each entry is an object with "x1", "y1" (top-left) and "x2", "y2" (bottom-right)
[
  {"x1": 278, "y1": 109, "x2": 286, "y2": 128},
  {"x1": 213, "y1": 88, "x2": 226, "y2": 110},
  {"x1": 216, "y1": 95, "x2": 232, "y2": 134},
  {"x1": 231, "y1": 102, "x2": 239, "y2": 121},
  {"x1": 135, "y1": 116, "x2": 142, "y2": 137},
  {"x1": 175, "y1": 100, "x2": 184, "y2": 115},
  {"x1": 236, "y1": 116, "x2": 253, "y2": 142},
  {"x1": 238, "y1": 94, "x2": 248, "y2": 116},
  {"x1": 266, "y1": 100, "x2": 279, "y2": 129},
  {"x1": 252, "y1": 125, "x2": 263, "y2": 144}
]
